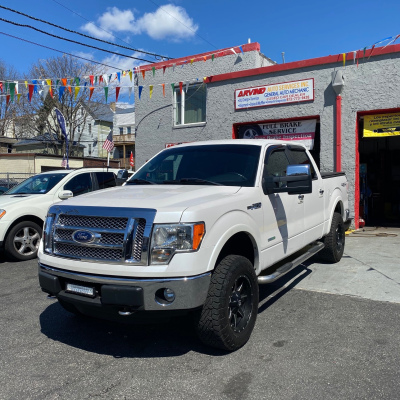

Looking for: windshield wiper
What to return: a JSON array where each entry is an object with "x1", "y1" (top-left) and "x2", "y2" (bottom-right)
[
  {"x1": 163, "y1": 178, "x2": 222, "y2": 186},
  {"x1": 126, "y1": 179, "x2": 156, "y2": 185}
]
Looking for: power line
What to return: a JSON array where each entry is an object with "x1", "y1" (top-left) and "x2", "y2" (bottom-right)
[
  {"x1": 0, "y1": 5, "x2": 172, "y2": 60},
  {"x1": 0, "y1": 31, "x2": 121, "y2": 70},
  {"x1": 146, "y1": 0, "x2": 218, "y2": 50},
  {"x1": 51, "y1": 0, "x2": 165, "y2": 60},
  {"x1": 0, "y1": 18, "x2": 155, "y2": 63}
]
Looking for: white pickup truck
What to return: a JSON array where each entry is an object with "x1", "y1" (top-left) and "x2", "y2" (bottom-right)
[
  {"x1": 38, "y1": 140, "x2": 350, "y2": 351},
  {"x1": 0, "y1": 168, "x2": 122, "y2": 261}
]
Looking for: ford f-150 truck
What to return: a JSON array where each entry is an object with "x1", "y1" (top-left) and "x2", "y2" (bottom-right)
[{"x1": 38, "y1": 140, "x2": 350, "y2": 351}]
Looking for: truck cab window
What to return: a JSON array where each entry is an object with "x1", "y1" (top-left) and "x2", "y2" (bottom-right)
[
  {"x1": 287, "y1": 148, "x2": 317, "y2": 179},
  {"x1": 264, "y1": 149, "x2": 290, "y2": 177}
]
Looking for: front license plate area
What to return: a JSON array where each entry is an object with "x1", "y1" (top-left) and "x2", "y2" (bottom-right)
[{"x1": 65, "y1": 282, "x2": 95, "y2": 298}]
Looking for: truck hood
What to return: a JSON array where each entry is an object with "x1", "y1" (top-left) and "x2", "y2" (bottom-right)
[
  {"x1": 61, "y1": 185, "x2": 241, "y2": 222},
  {"x1": 0, "y1": 193, "x2": 46, "y2": 207}
]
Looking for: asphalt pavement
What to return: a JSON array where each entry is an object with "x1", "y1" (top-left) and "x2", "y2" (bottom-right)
[{"x1": 0, "y1": 230, "x2": 400, "y2": 400}]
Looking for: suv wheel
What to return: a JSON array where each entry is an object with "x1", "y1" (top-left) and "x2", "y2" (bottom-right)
[{"x1": 5, "y1": 221, "x2": 42, "y2": 261}]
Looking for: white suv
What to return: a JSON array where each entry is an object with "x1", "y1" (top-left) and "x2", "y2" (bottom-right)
[{"x1": 0, "y1": 168, "x2": 121, "y2": 261}]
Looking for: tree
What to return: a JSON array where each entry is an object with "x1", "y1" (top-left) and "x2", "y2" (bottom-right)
[
  {"x1": 0, "y1": 60, "x2": 19, "y2": 137},
  {"x1": 18, "y1": 55, "x2": 113, "y2": 156}
]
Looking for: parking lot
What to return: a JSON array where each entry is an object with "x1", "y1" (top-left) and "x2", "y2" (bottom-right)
[{"x1": 1, "y1": 230, "x2": 400, "y2": 400}]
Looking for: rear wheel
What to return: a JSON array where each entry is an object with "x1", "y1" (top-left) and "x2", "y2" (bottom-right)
[
  {"x1": 5, "y1": 221, "x2": 42, "y2": 261},
  {"x1": 318, "y1": 212, "x2": 345, "y2": 263},
  {"x1": 195, "y1": 255, "x2": 259, "y2": 351}
]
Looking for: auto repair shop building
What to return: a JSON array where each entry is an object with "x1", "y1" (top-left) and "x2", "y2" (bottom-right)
[{"x1": 134, "y1": 42, "x2": 400, "y2": 229}]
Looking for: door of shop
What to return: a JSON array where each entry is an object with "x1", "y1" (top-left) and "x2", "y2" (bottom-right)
[{"x1": 358, "y1": 113, "x2": 400, "y2": 226}]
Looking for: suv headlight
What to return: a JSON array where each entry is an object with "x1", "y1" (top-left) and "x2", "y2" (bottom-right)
[
  {"x1": 150, "y1": 223, "x2": 205, "y2": 265},
  {"x1": 0, "y1": 209, "x2": 6, "y2": 219}
]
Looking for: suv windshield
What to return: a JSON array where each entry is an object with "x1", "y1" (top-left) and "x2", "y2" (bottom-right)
[
  {"x1": 127, "y1": 144, "x2": 261, "y2": 187},
  {"x1": 5, "y1": 173, "x2": 68, "y2": 195}
]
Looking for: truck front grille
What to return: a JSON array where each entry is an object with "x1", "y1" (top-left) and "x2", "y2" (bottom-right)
[
  {"x1": 55, "y1": 229, "x2": 125, "y2": 246},
  {"x1": 58, "y1": 215, "x2": 128, "y2": 230},
  {"x1": 49, "y1": 206, "x2": 155, "y2": 265},
  {"x1": 54, "y1": 243, "x2": 123, "y2": 261}
]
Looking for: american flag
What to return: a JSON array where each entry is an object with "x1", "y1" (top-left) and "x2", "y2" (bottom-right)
[
  {"x1": 61, "y1": 154, "x2": 67, "y2": 168},
  {"x1": 102, "y1": 131, "x2": 114, "y2": 152}
]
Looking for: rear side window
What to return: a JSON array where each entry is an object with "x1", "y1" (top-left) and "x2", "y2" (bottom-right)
[
  {"x1": 64, "y1": 173, "x2": 92, "y2": 196},
  {"x1": 95, "y1": 172, "x2": 116, "y2": 189},
  {"x1": 264, "y1": 149, "x2": 290, "y2": 177},
  {"x1": 287, "y1": 148, "x2": 316, "y2": 179}
]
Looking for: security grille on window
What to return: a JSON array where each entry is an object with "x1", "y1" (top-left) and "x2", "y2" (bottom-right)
[{"x1": 174, "y1": 84, "x2": 206, "y2": 125}]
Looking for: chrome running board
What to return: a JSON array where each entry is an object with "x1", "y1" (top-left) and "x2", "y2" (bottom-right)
[{"x1": 258, "y1": 242, "x2": 324, "y2": 284}]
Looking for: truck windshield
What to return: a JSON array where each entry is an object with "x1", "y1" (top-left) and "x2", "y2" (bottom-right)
[
  {"x1": 127, "y1": 144, "x2": 261, "y2": 187},
  {"x1": 4, "y1": 173, "x2": 68, "y2": 195}
]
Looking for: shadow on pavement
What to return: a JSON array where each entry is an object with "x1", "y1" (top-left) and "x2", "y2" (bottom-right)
[
  {"x1": 39, "y1": 261, "x2": 316, "y2": 358},
  {"x1": 39, "y1": 302, "x2": 227, "y2": 358},
  {"x1": 258, "y1": 263, "x2": 312, "y2": 314}
]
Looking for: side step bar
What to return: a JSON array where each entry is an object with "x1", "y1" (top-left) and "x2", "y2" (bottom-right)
[{"x1": 258, "y1": 242, "x2": 325, "y2": 284}]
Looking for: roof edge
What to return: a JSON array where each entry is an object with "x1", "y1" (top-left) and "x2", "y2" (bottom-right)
[{"x1": 205, "y1": 43, "x2": 400, "y2": 84}]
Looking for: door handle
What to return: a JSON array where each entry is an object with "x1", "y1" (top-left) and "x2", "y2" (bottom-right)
[
  {"x1": 298, "y1": 194, "x2": 304, "y2": 200},
  {"x1": 319, "y1": 189, "x2": 324, "y2": 195}
]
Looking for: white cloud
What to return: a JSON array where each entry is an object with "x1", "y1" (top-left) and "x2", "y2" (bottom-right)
[
  {"x1": 98, "y1": 7, "x2": 137, "y2": 33},
  {"x1": 72, "y1": 51, "x2": 95, "y2": 61},
  {"x1": 101, "y1": 52, "x2": 147, "y2": 74},
  {"x1": 81, "y1": 4, "x2": 198, "y2": 41},
  {"x1": 136, "y1": 4, "x2": 198, "y2": 40},
  {"x1": 81, "y1": 22, "x2": 114, "y2": 40}
]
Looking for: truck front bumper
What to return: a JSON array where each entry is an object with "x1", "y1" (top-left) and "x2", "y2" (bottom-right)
[{"x1": 39, "y1": 263, "x2": 211, "y2": 314}]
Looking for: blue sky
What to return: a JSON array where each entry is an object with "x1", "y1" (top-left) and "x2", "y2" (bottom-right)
[{"x1": 1, "y1": 0, "x2": 399, "y2": 103}]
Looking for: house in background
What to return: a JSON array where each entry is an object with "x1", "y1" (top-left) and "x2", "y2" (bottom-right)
[
  {"x1": 13, "y1": 133, "x2": 85, "y2": 157},
  {"x1": 0, "y1": 136, "x2": 16, "y2": 154},
  {"x1": 75, "y1": 102, "x2": 114, "y2": 159},
  {"x1": 112, "y1": 106, "x2": 135, "y2": 169}
]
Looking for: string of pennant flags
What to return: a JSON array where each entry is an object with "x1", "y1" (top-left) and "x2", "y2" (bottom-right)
[
  {"x1": 0, "y1": 45, "x2": 247, "y2": 105},
  {"x1": 1, "y1": 35, "x2": 400, "y2": 106},
  {"x1": 341, "y1": 34, "x2": 400, "y2": 67}
]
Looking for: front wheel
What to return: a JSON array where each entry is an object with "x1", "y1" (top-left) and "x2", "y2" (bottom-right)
[
  {"x1": 4, "y1": 221, "x2": 42, "y2": 261},
  {"x1": 195, "y1": 255, "x2": 259, "y2": 351},
  {"x1": 318, "y1": 212, "x2": 345, "y2": 263}
]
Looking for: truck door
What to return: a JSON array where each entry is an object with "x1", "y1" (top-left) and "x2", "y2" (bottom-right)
[
  {"x1": 261, "y1": 145, "x2": 305, "y2": 267},
  {"x1": 286, "y1": 146, "x2": 324, "y2": 243}
]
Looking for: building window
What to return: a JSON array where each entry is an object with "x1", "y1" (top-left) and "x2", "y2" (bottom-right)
[
  {"x1": 119, "y1": 127, "x2": 124, "y2": 135},
  {"x1": 88, "y1": 124, "x2": 91, "y2": 134},
  {"x1": 7, "y1": 144, "x2": 12, "y2": 154},
  {"x1": 88, "y1": 144, "x2": 92, "y2": 155},
  {"x1": 174, "y1": 84, "x2": 206, "y2": 126},
  {"x1": 127, "y1": 127, "x2": 131, "y2": 134}
]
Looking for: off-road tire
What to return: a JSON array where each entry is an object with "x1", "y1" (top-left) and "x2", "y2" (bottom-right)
[
  {"x1": 4, "y1": 221, "x2": 42, "y2": 261},
  {"x1": 318, "y1": 212, "x2": 345, "y2": 263},
  {"x1": 195, "y1": 255, "x2": 259, "y2": 351}
]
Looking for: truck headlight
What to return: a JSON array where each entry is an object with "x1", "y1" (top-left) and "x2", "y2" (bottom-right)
[
  {"x1": 0, "y1": 209, "x2": 6, "y2": 219},
  {"x1": 150, "y1": 223, "x2": 205, "y2": 265},
  {"x1": 43, "y1": 213, "x2": 55, "y2": 254}
]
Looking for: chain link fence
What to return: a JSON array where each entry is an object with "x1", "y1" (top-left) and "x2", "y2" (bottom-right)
[{"x1": 0, "y1": 173, "x2": 34, "y2": 190}]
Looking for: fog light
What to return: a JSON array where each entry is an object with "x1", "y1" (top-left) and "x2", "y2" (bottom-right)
[{"x1": 164, "y1": 288, "x2": 175, "y2": 302}]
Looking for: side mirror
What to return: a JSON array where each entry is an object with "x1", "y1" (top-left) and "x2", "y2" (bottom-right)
[
  {"x1": 58, "y1": 190, "x2": 73, "y2": 200},
  {"x1": 262, "y1": 164, "x2": 312, "y2": 195}
]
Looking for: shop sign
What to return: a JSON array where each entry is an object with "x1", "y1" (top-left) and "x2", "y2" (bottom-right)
[
  {"x1": 235, "y1": 79, "x2": 314, "y2": 110},
  {"x1": 363, "y1": 113, "x2": 400, "y2": 137},
  {"x1": 237, "y1": 119, "x2": 317, "y2": 150}
]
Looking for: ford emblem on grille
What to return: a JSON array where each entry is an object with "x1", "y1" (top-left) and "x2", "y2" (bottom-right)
[{"x1": 72, "y1": 230, "x2": 95, "y2": 243}]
